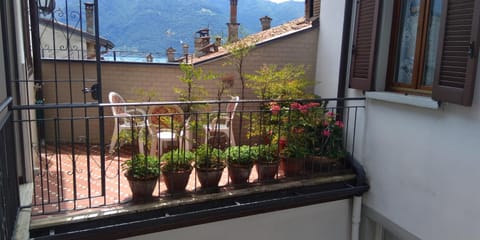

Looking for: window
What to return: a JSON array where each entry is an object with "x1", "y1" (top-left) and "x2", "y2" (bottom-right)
[
  {"x1": 349, "y1": 0, "x2": 480, "y2": 106},
  {"x1": 387, "y1": 0, "x2": 442, "y2": 94}
]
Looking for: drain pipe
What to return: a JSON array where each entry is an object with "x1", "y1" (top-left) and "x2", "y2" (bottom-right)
[
  {"x1": 336, "y1": 0, "x2": 353, "y2": 120},
  {"x1": 351, "y1": 196, "x2": 363, "y2": 240}
]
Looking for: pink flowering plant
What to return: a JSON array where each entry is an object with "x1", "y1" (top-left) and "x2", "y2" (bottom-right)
[
  {"x1": 314, "y1": 111, "x2": 347, "y2": 159},
  {"x1": 268, "y1": 101, "x2": 326, "y2": 158}
]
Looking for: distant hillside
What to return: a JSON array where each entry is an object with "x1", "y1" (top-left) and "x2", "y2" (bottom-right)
[{"x1": 54, "y1": 0, "x2": 304, "y2": 54}]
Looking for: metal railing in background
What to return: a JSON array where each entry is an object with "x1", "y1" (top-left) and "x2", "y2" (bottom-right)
[
  {"x1": 40, "y1": 48, "x2": 172, "y2": 63},
  {"x1": 18, "y1": 97, "x2": 365, "y2": 215},
  {"x1": 0, "y1": 97, "x2": 20, "y2": 239}
]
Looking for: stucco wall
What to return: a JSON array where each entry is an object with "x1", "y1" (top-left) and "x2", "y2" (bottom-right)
[
  {"x1": 123, "y1": 199, "x2": 352, "y2": 240},
  {"x1": 315, "y1": 0, "x2": 480, "y2": 239},
  {"x1": 314, "y1": 0, "x2": 345, "y2": 99},
  {"x1": 40, "y1": 23, "x2": 88, "y2": 60},
  {"x1": 40, "y1": 28, "x2": 318, "y2": 143}
]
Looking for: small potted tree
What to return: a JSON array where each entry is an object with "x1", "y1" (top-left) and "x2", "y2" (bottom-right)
[
  {"x1": 224, "y1": 145, "x2": 255, "y2": 185},
  {"x1": 253, "y1": 144, "x2": 279, "y2": 182},
  {"x1": 160, "y1": 149, "x2": 194, "y2": 194},
  {"x1": 194, "y1": 144, "x2": 225, "y2": 189},
  {"x1": 122, "y1": 154, "x2": 160, "y2": 201}
]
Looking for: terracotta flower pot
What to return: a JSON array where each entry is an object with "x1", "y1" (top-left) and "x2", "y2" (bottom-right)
[
  {"x1": 162, "y1": 167, "x2": 192, "y2": 194},
  {"x1": 256, "y1": 161, "x2": 279, "y2": 182},
  {"x1": 305, "y1": 156, "x2": 340, "y2": 173},
  {"x1": 280, "y1": 157, "x2": 305, "y2": 177},
  {"x1": 228, "y1": 163, "x2": 253, "y2": 185},
  {"x1": 196, "y1": 165, "x2": 225, "y2": 189},
  {"x1": 125, "y1": 174, "x2": 158, "y2": 201}
]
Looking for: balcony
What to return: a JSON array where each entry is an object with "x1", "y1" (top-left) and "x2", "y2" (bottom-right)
[{"x1": 23, "y1": 97, "x2": 368, "y2": 238}]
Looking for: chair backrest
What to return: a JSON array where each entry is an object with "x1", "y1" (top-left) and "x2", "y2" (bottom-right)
[
  {"x1": 225, "y1": 96, "x2": 239, "y2": 121},
  {"x1": 109, "y1": 92, "x2": 127, "y2": 116},
  {"x1": 148, "y1": 105, "x2": 184, "y2": 130}
]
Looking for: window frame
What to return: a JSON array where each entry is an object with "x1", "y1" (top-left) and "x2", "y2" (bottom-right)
[
  {"x1": 386, "y1": 0, "x2": 436, "y2": 95},
  {"x1": 349, "y1": 0, "x2": 480, "y2": 106}
]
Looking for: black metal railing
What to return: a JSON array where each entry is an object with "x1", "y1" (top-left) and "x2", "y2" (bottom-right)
[
  {"x1": 40, "y1": 48, "x2": 172, "y2": 63},
  {"x1": 23, "y1": 97, "x2": 364, "y2": 215},
  {"x1": 0, "y1": 97, "x2": 20, "y2": 239}
]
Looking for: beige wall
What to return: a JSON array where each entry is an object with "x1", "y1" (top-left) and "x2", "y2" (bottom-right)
[
  {"x1": 124, "y1": 199, "x2": 352, "y2": 240},
  {"x1": 40, "y1": 28, "x2": 318, "y2": 144}
]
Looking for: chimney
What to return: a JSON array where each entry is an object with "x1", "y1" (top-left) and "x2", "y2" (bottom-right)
[
  {"x1": 166, "y1": 47, "x2": 176, "y2": 62},
  {"x1": 260, "y1": 16, "x2": 272, "y2": 31},
  {"x1": 227, "y1": 0, "x2": 240, "y2": 42},
  {"x1": 85, "y1": 3, "x2": 94, "y2": 34},
  {"x1": 85, "y1": 3, "x2": 95, "y2": 59}
]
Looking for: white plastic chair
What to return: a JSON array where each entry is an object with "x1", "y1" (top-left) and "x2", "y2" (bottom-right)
[
  {"x1": 204, "y1": 96, "x2": 239, "y2": 146},
  {"x1": 148, "y1": 105, "x2": 188, "y2": 157},
  {"x1": 108, "y1": 92, "x2": 146, "y2": 154}
]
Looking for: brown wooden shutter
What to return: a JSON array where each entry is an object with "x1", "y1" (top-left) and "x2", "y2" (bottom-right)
[
  {"x1": 432, "y1": 0, "x2": 480, "y2": 106},
  {"x1": 349, "y1": 0, "x2": 381, "y2": 90}
]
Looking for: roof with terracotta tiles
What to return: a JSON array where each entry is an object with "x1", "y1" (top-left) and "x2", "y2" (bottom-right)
[{"x1": 192, "y1": 17, "x2": 314, "y2": 64}]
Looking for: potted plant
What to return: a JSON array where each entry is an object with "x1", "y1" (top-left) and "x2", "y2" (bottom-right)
[
  {"x1": 253, "y1": 144, "x2": 279, "y2": 182},
  {"x1": 160, "y1": 149, "x2": 194, "y2": 194},
  {"x1": 122, "y1": 154, "x2": 160, "y2": 201},
  {"x1": 271, "y1": 101, "x2": 325, "y2": 177},
  {"x1": 224, "y1": 145, "x2": 255, "y2": 185},
  {"x1": 310, "y1": 111, "x2": 347, "y2": 169},
  {"x1": 194, "y1": 144, "x2": 225, "y2": 189}
]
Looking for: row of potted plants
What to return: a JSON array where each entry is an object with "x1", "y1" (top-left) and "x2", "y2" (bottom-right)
[
  {"x1": 122, "y1": 102, "x2": 349, "y2": 201},
  {"x1": 122, "y1": 143, "x2": 280, "y2": 200}
]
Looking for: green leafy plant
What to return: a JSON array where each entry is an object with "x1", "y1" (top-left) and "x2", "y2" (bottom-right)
[
  {"x1": 160, "y1": 149, "x2": 195, "y2": 172},
  {"x1": 175, "y1": 63, "x2": 216, "y2": 113},
  {"x1": 224, "y1": 39, "x2": 256, "y2": 99},
  {"x1": 246, "y1": 64, "x2": 313, "y2": 100},
  {"x1": 194, "y1": 144, "x2": 225, "y2": 169},
  {"x1": 251, "y1": 144, "x2": 279, "y2": 163},
  {"x1": 122, "y1": 154, "x2": 160, "y2": 180},
  {"x1": 223, "y1": 145, "x2": 255, "y2": 166},
  {"x1": 244, "y1": 64, "x2": 314, "y2": 140},
  {"x1": 314, "y1": 111, "x2": 347, "y2": 159},
  {"x1": 268, "y1": 101, "x2": 326, "y2": 159}
]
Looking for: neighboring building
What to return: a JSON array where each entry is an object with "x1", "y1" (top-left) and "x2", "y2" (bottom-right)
[
  {"x1": 39, "y1": 5, "x2": 114, "y2": 60},
  {"x1": 193, "y1": 17, "x2": 315, "y2": 64},
  {"x1": 316, "y1": 0, "x2": 480, "y2": 239}
]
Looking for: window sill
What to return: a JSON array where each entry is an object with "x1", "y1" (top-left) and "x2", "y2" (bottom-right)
[{"x1": 365, "y1": 91, "x2": 440, "y2": 109}]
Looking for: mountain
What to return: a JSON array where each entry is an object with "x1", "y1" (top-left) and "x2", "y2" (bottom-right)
[{"x1": 54, "y1": 0, "x2": 304, "y2": 54}]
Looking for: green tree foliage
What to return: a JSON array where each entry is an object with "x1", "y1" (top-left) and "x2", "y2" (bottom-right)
[
  {"x1": 246, "y1": 64, "x2": 313, "y2": 100},
  {"x1": 224, "y1": 37, "x2": 257, "y2": 99},
  {"x1": 175, "y1": 63, "x2": 217, "y2": 113}
]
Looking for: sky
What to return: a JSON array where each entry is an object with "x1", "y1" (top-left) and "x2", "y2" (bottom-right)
[{"x1": 268, "y1": 0, "x2": 303, "y2": 3}]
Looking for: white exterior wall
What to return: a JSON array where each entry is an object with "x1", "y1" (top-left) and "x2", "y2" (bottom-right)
[
  {"x1": 314, "y1": 0, "x2": 345, "y2": 98},
  {"x1": 40, "y1": 24, "x2": 88, "y2": 59},
  {"x1": 123, "y1": 199, "x2": 352, "y2": 240},
  {"x1": 311, "y1": 0, "x2": 480, "y2": 239}
]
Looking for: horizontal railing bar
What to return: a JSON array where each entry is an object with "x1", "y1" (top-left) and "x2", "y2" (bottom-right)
[
  {"x1": 12, "y1": 102, "x2": 100, "y2": 110},
  {"x1": 11, "y1": 97, "x2": 366, "y2": 111},
  {"x1": 99, "y1": 97, "x2": 366, "y2": 108},
  {"x1": 0, "y1": 96, "x2": 12, "y2": 112}
]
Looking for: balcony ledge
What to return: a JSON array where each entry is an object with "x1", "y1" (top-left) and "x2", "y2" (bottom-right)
[{"x1": 30, "y1": 171, "x2": 368, "y2": 239}]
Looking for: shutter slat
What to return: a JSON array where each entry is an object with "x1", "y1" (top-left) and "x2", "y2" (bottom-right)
[
  {"x1": 349, "y1": 0, "x2": 380, "y2": 90},
  {"x1": 433, "y1": 0, "x2": 480, "y2": 106}
]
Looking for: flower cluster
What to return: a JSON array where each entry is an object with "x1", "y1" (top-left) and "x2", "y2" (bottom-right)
[
  {"x1": 268, "y1": 101, "x2": 326, "y2": 158},
  {"x1": 315, "y1": 111, "x2": 346, "y2": 159}
]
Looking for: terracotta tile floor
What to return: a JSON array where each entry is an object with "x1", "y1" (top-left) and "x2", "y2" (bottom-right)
[{"x1": 32, "y1": 144, "x2": 266, "y2": 216}]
